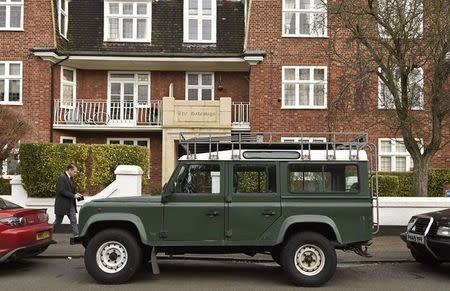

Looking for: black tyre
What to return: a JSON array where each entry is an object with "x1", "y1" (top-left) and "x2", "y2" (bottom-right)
[
  {"x1": 411, "y1": 249, "x2": 441, "y2": 266},
  {"x1": 84, "y1": 228, "x2": 143, "y2": 284},
  {"x1": 280, "y1": 232, "x2": 337, "y2": 287}
]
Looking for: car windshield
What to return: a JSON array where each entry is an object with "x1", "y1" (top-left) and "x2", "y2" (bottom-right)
[{"x1": 0, "y1": 198, "x2": 22, "y2": 210}]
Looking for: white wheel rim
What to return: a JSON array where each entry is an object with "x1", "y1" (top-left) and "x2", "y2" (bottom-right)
[
  {"x1": 294, "y1": 244, "x2": 326, "y2": 276},
  {"x1": 95, "y1": 241, "x2": 128, "y2": 274}
]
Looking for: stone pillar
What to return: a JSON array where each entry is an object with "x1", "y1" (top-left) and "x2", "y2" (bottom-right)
[
  {"x1": 8, "y1": 176, "x2": 28, "y2": 207},
  {"x1": 114, "y1": 165, "x2": 143, "y2": 197}
]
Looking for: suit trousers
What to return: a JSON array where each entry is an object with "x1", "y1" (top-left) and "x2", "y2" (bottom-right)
[{"x1": 54, "y1": 205, "x2": 79, "y2": 236}]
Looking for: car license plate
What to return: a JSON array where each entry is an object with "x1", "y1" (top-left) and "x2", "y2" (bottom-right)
[
  {"x1": 36, "y1": 231, "x2": 50, "y2": 241},
  {"x1": 407, "y1": 233, "x2": 425, "y2": 245}
]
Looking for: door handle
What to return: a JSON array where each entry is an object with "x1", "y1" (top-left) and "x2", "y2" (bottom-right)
[
  {"x1": 262, "y1": 210, "x2": 276, "y2": 217},
  {"x1": 206, "y1": 211, "x2": 219, "y2": 218}
]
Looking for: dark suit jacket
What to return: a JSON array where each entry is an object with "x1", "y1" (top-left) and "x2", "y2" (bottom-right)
[{"x1": 54, "y1": 173, "x2": 77, "y2": 215}]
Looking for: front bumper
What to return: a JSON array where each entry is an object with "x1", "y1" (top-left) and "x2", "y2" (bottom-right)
[{"x1": 401, "y1": 232, "x2": 450, "y2": 262}]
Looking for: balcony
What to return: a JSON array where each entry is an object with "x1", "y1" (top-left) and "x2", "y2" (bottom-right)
[
  {"x1": 53, "y1": 100, "x2": 162, "y2": 131},
  {"x1": 231, "y1": 102, "x2": 250, "y2": 130}
]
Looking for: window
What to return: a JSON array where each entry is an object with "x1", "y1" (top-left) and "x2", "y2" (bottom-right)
[
  {"x1": 184, "y1": 0, "x2": 216, "y2": 43},
  {"x1": 58, "y1": 0, "x2": 69, "y2": 37},
  {"x1": 60, "y1": 136, "x2": 76, "y2": 144},
  {"x1": 378, "y1": 138, "x2": 421, "y2": 172},
  {"x1": 282, "y1": 0, "x2": 327, "y2": 37},
  {"x1": 0, "y1": 0, "x2": 23, "y2": 30},
  {"x1": 2, "y1": 146, "x2": 19, "y2": 177},
  {"x1": 289, "y1": 164, "x2": 359, "y2": 193},
  {"x1": 378, "y1": 68, "x2": 423, "y2": 110},
  {"x1": 186, "y1": 72, "x2": 214, "y2": 100},
  {"x1": 104, "y1": 0, "x2": 152, "y2": 42},
  {"x1": 282, "y1": 137, "x2": 327, "y2": 143},
  {"x1": 61, "y1": 67, "x2": 76, "y2": 108},
  {"x1": 0, "y1": 61, "x2": 22, "y2": 105},
  {"x1": 282, "y1": 66, "x2": 327, "y2": 109},
  {"x1": 171, "y1": 163, "x2": 221, "y2": 194},
  {"x1": 378, "y1": 0, "x2": 423, "y2": 38},
  {"x1": 107, "y1": 138, "x2": 150, "y2": 148},
  {"x1": 233, "y1": 165, "x2": 277, "y2": 193}
]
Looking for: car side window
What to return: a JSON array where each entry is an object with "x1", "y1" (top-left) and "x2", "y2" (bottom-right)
[
  {"x1": 289, "y1": 164, "x2": 359, "y2": 193},
  {"x1": 172, "y1": 164, "x2": 221, "y2": 194},
  {"x1": 233, "y1": 164, "x2": 277, "y2": 193}
]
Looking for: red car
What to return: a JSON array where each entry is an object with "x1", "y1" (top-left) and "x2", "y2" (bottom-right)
[{"x1": 0, "y1": 198, "x2": 55, "y2": 262}]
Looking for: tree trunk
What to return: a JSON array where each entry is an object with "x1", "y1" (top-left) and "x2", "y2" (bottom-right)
[{"x1": 412, "y1": 158, "x2": 429, "y2": 197}]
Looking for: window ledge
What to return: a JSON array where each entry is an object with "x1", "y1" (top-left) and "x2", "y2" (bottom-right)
[
  {"x1": 281, "y1": 34, "x2": 329, "y2": 39},
  {"x1": 0, "y1": 28, "x2": 24, "y2": 32},
  {"x1": 0, "y1": 102, "x2": 23, "y2": 106},
  {"x1": 281, "y1": 106, "x2": 328, "y2": 110}
]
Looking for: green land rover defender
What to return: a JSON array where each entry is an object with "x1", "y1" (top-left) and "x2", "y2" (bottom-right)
[{"x1": 72, "y1": 132, "x2": 379, "y2": 287}]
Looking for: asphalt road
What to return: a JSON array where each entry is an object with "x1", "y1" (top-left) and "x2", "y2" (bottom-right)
[{"x1": 0, "y1": 258, "x2": 449, "y2": 291}]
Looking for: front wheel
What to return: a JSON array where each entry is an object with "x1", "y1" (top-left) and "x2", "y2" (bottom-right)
[
  {"x1": 280, "y1": 232, "x2": 337, "y2": 287},
  {"x1": 84, "y1": 228, "x2": 143, "y2": 284}
]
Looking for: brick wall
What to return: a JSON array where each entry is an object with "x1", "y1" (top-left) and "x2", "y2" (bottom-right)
[
  {"x1": 0, "y1": 0, "x2": 55, "y2": 143},
  {"x1": 246, "y1": 0, "x2": 450, "y2": 169}
]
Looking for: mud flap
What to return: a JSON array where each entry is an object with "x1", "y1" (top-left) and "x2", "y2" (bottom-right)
[{"x1": 150, "y1": 247, "x2": 160, "y2": 275}]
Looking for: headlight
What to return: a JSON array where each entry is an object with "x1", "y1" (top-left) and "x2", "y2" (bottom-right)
[
  {"x1": 0, "y1": 217, "x2": 24, "y2": 227},
  {"x1": 407, "y1": 217, "x2": 417, "y2": 231},
  {"x1": 437, "y1": 226, "x2": 450, "y2": 237}
]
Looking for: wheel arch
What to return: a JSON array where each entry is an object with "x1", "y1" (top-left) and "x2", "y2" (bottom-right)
[
  {"x1": 80, "y1": 213, "x2": 149, "y2": 246},
  {"x1": 276, "y1": 215, "x2": 343, "y2": 245}
]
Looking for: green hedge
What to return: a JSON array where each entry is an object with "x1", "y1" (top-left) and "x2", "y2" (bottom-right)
[
  {"x1": 377, "y1": 169, "x2": 450, "y2": 197},
  {"x1": 0, "y1": 178, "x2": 11, "y2": 195},
  {"x1": 19, "y1": 143, "x2": 149, "y2": 198}
]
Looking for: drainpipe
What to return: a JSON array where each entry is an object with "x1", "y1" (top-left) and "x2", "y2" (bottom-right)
[{"x1": 50, "y1": 56, "x2": 69, "y2": 143}]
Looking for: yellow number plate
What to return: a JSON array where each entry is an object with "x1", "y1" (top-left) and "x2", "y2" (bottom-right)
[{"x1": 36, "y1": 231, "x2": 50, "y2": 241}]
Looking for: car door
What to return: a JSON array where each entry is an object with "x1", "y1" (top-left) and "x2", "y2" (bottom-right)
[
  {"x1": 162, "y1": 161, "x2": 225, "y2": 242},
  {"x1": 226, "y1": 162, "x2": 281, "y2": 243}
]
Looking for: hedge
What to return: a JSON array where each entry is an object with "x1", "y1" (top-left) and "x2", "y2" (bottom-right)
[
  {"x1": 0, "y1": 178, "x2": 11, "y2": 195},
  {"x1": 19, "y1": 143, "x2": 149, "y2": 198},
  {"x1": 376, "y1": 169, "x2": 450, "y2": 197}
]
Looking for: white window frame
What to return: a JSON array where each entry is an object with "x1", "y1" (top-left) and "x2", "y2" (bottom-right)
[
  {"x1": 0, "y1": 0, "x2": 24, "y2": 31},
  {"x1": 107, "y1": 72, "x2": 151, "y2": 107},
  {"x1": 104, "y1": 0, "x2": 152, "y2": 43},
  {"x1": 282, "y1": 0, "x2": 327, "y2": 37},
  {"x1": 281, "y1": 66, "x2": 327, "y2": 109},
  {"x1": 378, "y1": 67, "x2": 424, "y2": 110},
  {"x1": 183, "y1": 0, "x2": 217, "y2": 43},
  {"x1": 378, "y1": 0, "x2": 423, "y2": 39},
  {"x1": 107, "y1": 138, "x2": 150, "y2": 147},
  {"x1": 185, "y1": 72, "x2": 215, "y2": 101},
  {"x1": 60, "y1": 66, "x2": 76, "y2": 109},
  {"x1": 378, "y1": 138, "x2": 423, "y2": 172},
  {"x1": 58, "y1": 0, "x2": 69, "y2": 38},
  {"x1": 281, "y1": 137, "x2": 327, "y2": 143},
  {"x1": 60, "y1": 136, "x2": 77, "y2": 144},
  {"x1": 0, "y1": 61, "x2": 23, "y2": 105}
]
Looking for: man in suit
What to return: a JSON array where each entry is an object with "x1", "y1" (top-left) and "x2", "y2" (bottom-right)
[{"x1": 54, "y1": 164, "x2": 83, "y2": 237}]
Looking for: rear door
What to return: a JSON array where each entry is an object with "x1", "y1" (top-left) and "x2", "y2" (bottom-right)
[{"x1": 226, "y1": 162, "x2": 281, "y2": 243}]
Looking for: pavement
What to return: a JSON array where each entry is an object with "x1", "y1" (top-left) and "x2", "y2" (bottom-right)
[{"x1": 41, "y1": 233, "x2": 413, "y2": 263}]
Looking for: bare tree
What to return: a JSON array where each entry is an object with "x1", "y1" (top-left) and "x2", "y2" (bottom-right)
[
  {"x1": 325, "y1": 0, "x2": 449, "y2": 196},
  {"x1": 0, "y1": 107, "x2": 31, "y2": 164}
]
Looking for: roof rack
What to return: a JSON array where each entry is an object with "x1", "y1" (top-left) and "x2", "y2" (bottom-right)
[{"x1": 179, "y1": 131, "x2": 368, "y2": 161}]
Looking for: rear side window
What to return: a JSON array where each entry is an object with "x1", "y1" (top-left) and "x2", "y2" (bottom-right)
[
  {"x1": 289, "y1": 164, "x2": 359, "y2": 193},
  {"x1": 233, "y1": 164, "x2": 277, "y2": 193}
]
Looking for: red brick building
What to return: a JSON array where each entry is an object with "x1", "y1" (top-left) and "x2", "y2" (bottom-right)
[{"x1": 1, "y1": 0, "x2": 448, "y2": 191}]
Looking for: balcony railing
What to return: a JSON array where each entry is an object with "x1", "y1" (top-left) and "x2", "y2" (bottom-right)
[
  {"x1": 232, "y1": 102, "x2": 250, "y2": 130},
  {"x1": 53, "y1": 100, "x2": 162, "y2": 128}
]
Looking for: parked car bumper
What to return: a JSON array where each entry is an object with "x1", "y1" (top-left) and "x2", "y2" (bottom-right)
[
  {"x1": 0, "y1": 223, "x2": 55, "y2": 262},
  {"x1": 401, "y1": 232, "x2": 450, "y2": 262}
]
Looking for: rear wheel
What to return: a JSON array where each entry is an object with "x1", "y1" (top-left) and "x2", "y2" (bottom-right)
[
  {"x1": 84, "y1": 228, "x2": 142, "y2": 284},
  {"x1": 411, "y1": 249, "x2": 441, "y2": 266},
  {"x1": 280, "y1": 232, "x2": 336, "y2": 287}
]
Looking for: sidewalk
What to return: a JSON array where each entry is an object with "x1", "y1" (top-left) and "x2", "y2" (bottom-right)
[{"x1": 40, "y1": 233, "x2": 413, "y2": 263}]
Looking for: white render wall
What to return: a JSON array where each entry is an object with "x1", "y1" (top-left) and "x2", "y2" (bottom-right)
[{"x1": 0, "y1": 165, "x2": 143, "y2": 224}]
